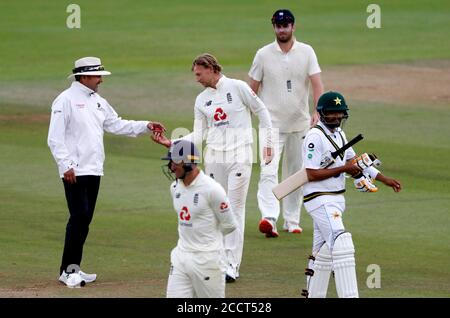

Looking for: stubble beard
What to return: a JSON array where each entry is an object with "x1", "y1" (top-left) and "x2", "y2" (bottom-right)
[{"x1": 277, "y1": 33, "x2": 293, "y2": 43}]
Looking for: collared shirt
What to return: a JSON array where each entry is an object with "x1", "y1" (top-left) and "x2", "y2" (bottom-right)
[
  {"x1": 170, "y1": 170, "x2": 237, "y2": 253},
  {"x1": 302, "y1": 122, "x2": 356, "y2": 211},
  {"x1": 48, "y1": 81, "x2": 149, "y2": 177},
  {"x1": 249, "y1": 39, "x2": 321, "y2": 133},
  {"x1": 185, "y1": 75, "x2": 272, "y2": 152}
]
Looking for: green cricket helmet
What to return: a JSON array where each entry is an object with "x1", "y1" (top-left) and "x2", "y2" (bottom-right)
[{"x1": 317, "y1": 91, "x2": 349, "y2": 129}]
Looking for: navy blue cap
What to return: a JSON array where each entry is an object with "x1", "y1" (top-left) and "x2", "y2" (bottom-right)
[{"x1": 271, "y1": 9, "x2": 295, "y2": 24}]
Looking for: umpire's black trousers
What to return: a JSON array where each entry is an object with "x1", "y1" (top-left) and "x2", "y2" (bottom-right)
[{"x1": 60, "y1": 176, "x2": 101, "y2": 275}]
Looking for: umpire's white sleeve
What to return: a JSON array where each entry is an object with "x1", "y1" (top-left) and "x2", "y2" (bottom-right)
[
  {"x1": 103, "y1": 100, "x2": 149, "y2": 137},
  {"x1": 47, "y1": 96, "x2": 77, "y2": 173},
  {"x1": 209, "y1": 184, "x2": 237, "y2": 235}
]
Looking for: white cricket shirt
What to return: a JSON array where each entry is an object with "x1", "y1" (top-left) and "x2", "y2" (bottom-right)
[
  {"x1": 185, "y1": 75, "x2": 272, "y2": 152},
  {"x1": 249, "y1": 40, "x2": 321, "y2": 133},
  {"x1": 48, "y1": 81, "x2": 150, "y2": 177},
  {"x1": 302, "y1": 122, "x2": 356, "y2": 211},
  {"x1": 170, "y1": 170, "x2": 237, "y2": 252}
]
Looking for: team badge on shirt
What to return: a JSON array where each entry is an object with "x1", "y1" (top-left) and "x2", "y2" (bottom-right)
[
  {"x1": 193, "y1": 193, "x2": 199, "y2": 205},
  {"x1": 332, "y1": 211, "x2": 341, "y2": 219},
  {"x1": 226, "y1": 93, "x2": 232, "y2": 104}
]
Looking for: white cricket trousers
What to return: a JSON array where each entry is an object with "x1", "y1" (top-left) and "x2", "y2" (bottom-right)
[
  {"x1": 204, "y1": 146, "x2": 252, "y2": 270},
  {"x1": 257, "y1": 130, "x2": 307, "y2": 225},
  {"x1": 166, "y1": 247, "x2": 226, "y2": 298},
  {"x1": 307, "y1": 201, "x2": 346, "y2": 254}
]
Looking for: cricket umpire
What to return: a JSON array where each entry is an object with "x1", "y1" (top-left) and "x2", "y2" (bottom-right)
[{"x1": 48, "y1": 56, "x2": 165, "y2": 288}]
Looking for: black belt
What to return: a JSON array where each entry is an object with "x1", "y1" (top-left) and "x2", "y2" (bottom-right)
[{"x1": 303, "y1": 189, "x2": 346, "y2": 203}]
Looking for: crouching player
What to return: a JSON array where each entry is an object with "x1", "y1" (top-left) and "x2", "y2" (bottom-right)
[
  {"x1": 301, "y1": 91, "x2": 401, "y2": 298},
  {"x1": 161, "y1": 140, "x2": 237, "y2": 298}
]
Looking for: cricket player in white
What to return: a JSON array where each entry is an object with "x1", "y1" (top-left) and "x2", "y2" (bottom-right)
[
  {"x1": 300, "y1": 91, "x2": 401, "y2": 298},
  {"x1": 153, "y1": 54, "x2": 273, "y2": 282},
  {"x1": 249, "y1": 9, "x2": 324, "y2": 237},
  {"x1": 161, "y1": 140, "x2": 237, "y2": 298}
]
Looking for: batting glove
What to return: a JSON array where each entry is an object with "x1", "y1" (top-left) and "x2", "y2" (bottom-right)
[
  {"x1": 354, "y1": 174, "x2": 378, "y2": 192},
  {"x1": 353, "y1": 153, "x2": 381, "y2": 170}
]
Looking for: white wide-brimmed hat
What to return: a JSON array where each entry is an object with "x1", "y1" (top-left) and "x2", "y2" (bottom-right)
[{"x1": 67, "y1": 56, "x2": 111, "y2": 79}]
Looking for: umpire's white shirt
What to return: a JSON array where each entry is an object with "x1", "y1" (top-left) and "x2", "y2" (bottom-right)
[
  {"x1": 187, "y1": 75, "x2": 272, "y2": 152},
  {"x1": 48, "y1": 81, "x2": 149, "y2": 177},
  {"x1": 249, "y1": 40, "x2": 321, "y2": 133},
  {"x1": 302, "y1": 122, "x2": 356, "y2": 211},
  {"x1": 170, "y1": 171, "x2": 237, "y2": 252}
]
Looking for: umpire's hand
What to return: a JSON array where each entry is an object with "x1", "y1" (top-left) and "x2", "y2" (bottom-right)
[
  {"x1": 147, "y1": 121, "x2": 166, "y2": 135},
  {"x1": 64, "y1": 168, "x2": 77, "y2": 184}
]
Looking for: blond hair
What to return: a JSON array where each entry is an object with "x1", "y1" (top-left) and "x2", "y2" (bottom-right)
[{"x1": 191, "y1": 53, "x2": 222, "y2": 73}]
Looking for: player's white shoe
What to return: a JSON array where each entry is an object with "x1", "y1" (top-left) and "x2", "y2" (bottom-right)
[
  {"x1": 259, "y1": 218, "x2": 279, "y2": 238},
  {"x1": 225, "y1": 263, "x2": 237, "y2": 283},
  {"x1": 283, "y1": 222, "x2": 303, "y2": 234},
  {"x1": 79, "y1": 270, "x2": 97, "y2": 283},
  {"x1": 59, "y1": 271, "x2": 86, "y2": 288}
]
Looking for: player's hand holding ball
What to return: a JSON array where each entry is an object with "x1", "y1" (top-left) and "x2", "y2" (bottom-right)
[
  {"x1": 151, "y1": 131, "x2": 172, "y2": 148},
  {"x1": 147, "y1": 121, "x2": 166, "y2": 136}
]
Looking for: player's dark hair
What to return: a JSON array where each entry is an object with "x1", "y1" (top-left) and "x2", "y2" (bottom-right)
[{"x1": 192, "y1": 53, "x2": 222, "y2": 73}]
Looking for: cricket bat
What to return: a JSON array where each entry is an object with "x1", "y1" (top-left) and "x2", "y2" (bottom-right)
[{"x1": 272, "y1": 134, "x2": 364, "y2": 200}]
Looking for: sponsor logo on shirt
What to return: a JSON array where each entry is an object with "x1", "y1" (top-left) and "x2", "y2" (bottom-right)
[
  {"x1": 219, "y1": 202, "x2": 229, "y2": 213},
  {"x1": 204, "y1": 100, "x2": 212, "y2": 107},
  {"x1": 179, "y1": 206, "x2": 191, "y2": 221},
  {"x1": 214, "y1": 107, "x2": 227, "y2": 121},
  {"x1": 213, "y1": 107, "x2": 229, "y2": 127},
  {"x1": 75, "y1": 103, "x2": 85, "y2": 108},
  {"x1": 96, "y1": 102, "x2": 104, "y2": 111}
]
